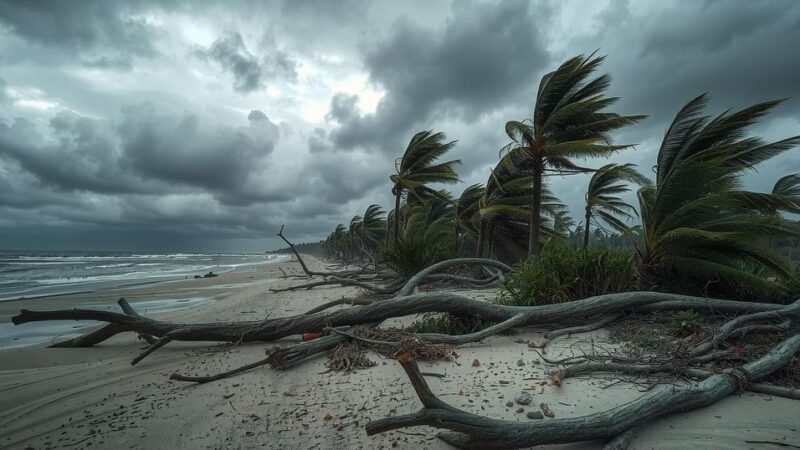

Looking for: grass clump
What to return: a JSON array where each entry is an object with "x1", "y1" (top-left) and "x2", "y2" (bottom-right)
[{"x1": 497, "y1": 244, "x2": 636, "y2": 306}]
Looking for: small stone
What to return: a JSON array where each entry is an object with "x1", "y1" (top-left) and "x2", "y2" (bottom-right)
[
  {"x1": 526, "y1": 411, "x2": 544, "y2": 420},
  {"x1": 514, "y1": 339, "x2": 525, "y2": 344},
  {"x1": 517, "y1": 359, "x2": 525, "y2": 367},
  {"x1": 323, "y1": 413, "x2": 333, "y2": 421},
  {"x1": 471, "y1": 359, "x2": 481, "y2": 367},
  {"x1": 505, "y1": 401, "x2": 514, "y2": 408},
  {"x1": 540, "y1": 403, "x2": 555, "y2": 418},
  {"x1": 515, "y1": 391, "x2": 532, "y2": 406},
  {"x1": 515, "y1": 407, "x2": 524, "y2": 414}
]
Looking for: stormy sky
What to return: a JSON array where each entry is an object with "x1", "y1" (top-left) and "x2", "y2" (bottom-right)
[{"x1": 0, "y1": 0, "x2": 798, "y2": 252}]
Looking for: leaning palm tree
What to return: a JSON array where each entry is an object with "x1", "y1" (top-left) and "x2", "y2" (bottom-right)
[
  {"x1": 772, "y1": 173, "x2": 800, "y2": 210},
  {"x1": 390, "y1": 131, "x2": 460, "y2": 241},
  {"x1": 503, "y1": 52, "x2": 646, "y2": 256},
  {"x1": 360, "y1": 204, "x2": 386, "y2": 262},
  {"x1": 476, "y1": 153, "x2": 567, "y2": 258},
  {"x1": 637, "y1": 94, "x2": 800, "y2": 295},
  {"x1": 348, "y1": 215, "x2": 363, "y2": 261},
  {"x1": 454, "y1": 184, "x2": 485, "y2": 252},
  {"x1": 583, "y1": 163, "x2": 650, "y2": 248}
]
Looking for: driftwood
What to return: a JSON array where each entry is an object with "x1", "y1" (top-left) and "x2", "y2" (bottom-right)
[{"x1": 13, "y1": 292, "x2": 785, "y2": 364}]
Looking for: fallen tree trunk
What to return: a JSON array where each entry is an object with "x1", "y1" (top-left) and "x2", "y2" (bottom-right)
[
  {"x1": 365, "y1": 334, "x2": 800, "y2": 448},
  {"x1": 13, "y1": 293, "x2": 787, "y2": 365}
]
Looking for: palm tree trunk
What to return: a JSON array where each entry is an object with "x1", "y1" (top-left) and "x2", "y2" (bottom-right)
[
  {"x1": 393, "y1": 190, "x2": 401, "y2": 243},
  {"x1": 488, "y1": 222, "x2": 495, "y2": 258},
  {"x1": 475, "y1": 221, "x2": 484, "y2": 258},
  {"x1": 528, "y1": 159, "x2": 543, "y2": 256},
  {"x1": 583, "y1": 206, "x2": 591, "y2": 249}
]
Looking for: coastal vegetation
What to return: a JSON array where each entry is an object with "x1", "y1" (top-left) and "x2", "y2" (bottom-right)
[{"x1": 15, "y1": 52, "x2": 800, "y2": 448}]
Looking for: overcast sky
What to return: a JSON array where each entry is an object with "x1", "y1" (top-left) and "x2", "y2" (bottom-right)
[{"x1": 0, "y1": 0, "x2": 798, "y2": 252}]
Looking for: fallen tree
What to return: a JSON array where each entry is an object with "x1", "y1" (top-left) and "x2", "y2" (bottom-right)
[{"x1": 365, "y1": 336, "x2": 800, "y2": 448}]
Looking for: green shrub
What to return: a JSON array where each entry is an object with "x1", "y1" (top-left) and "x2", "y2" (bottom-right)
[
  {"x1": 381, "y1": 234, "x2": 454, "y2": 278},
  {"x1": 497, "y1": 244, "x2": 636, "y2": 306},
  {"x1": 669, "y1": 309, "x2": 699, "y2": 335}
]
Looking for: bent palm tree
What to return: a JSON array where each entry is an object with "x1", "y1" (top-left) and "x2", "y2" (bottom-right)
[
  {"x1": 637, "y1": 94, "x2": 800, "y2": 295},
  {"x1": 390, "y1": 131, "x2": 460, "y2": 242},
  {"x1": 454, "y1": 184, "x2": 484, "y2": 252},
  {"x1": 503, "y1": 52, "x2": 646, "y2": 256},
  {"x1": 476, "y1": 152, "x2": 567, "y2": 258},
  {"x1": 583, "y1": 163, "x2": 650, "y2": 248},
  {"x1": 772, "y1": 173, "x2": 800, "y2": 211},
  {"x1": 360, "y1": 204, "x2": 386, "y2": 261}
]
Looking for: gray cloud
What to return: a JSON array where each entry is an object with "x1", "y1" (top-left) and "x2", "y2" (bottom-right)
[
  {"x1": 327, "y1": 0, "x2": 551, "y2": 153},
  {"x1": 0, "y1": 77, "x2": 9, "y2": 104},
  {"x1": 1, "y1": 0, "x2": 799, "y2": 252},
  {"x1": 117, "y1": 104, "x2": 280, "y2": 194},
  {"x1": 0, "y1": 0, "x2": 162, "y2": 68},
  {"x1": 198, "y1": 31, "x2": 297, "y2": 93},
  {"x1": 326, "y1": 93, "x2": 359, "y2": 123}
]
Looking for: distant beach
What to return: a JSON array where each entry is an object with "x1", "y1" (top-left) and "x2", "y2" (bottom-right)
[
  {"x1": 0, "y1": 252, "x2": 289, "y2": 349},
  {"x1": 0, "y1": 251, "x2": 289, "y2": 301}
]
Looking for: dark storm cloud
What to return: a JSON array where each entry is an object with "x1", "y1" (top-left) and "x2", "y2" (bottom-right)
[
  {"x1": 197, "y1": 31, "x2": 297, "y2": 93},
  {"x1": 0, "y1": 0, "x2": 161, "y2": 67},
  {"x1": 117, "y1": 104, "x2": 280, "y2": 192},
  {"x1": 329, "y1": 0, "x2": 551, "y2": 152},
  {"x1": 0, "y1": 113, "x2": 149, "y2": 194},
  {"x1": 326, "y1": 93, "x2": 359, "y2": 123},
  {"x1": 0, "y1": 106, "x2": 285, "y2": 205},
  {"x1": 590, "y1": 0, "x2": 800, "y2": 133}
]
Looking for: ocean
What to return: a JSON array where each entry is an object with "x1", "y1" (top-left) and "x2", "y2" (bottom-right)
[{"x1": 0, "y1": 250, "x2": 288, "y2": 301}]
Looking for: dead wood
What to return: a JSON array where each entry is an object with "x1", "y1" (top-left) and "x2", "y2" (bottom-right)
[
  {"x1": 15, "y1": 292, "x2": 786, "y2": 365},
  {"x1": 365, "y1": 335, "x2": 800, "y2": 448}
]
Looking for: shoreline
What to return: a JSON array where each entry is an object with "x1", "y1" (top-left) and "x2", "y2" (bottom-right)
[
  {"x1": 0, "y1": 253, "x2": 291, "y2": 303},
  {"x1": 0, "y1": 255, "x2": 797, "y2": 449},
  {"x1": 0, "y1": 256, "x2": 291, "y2": 349}
]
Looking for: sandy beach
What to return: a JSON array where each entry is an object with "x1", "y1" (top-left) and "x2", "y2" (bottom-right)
[{"x1": 1, "y1": 255, "x2": 797, "y2": 450}]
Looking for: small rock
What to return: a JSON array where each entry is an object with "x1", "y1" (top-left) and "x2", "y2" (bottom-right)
[
  {"x1": 515, "y1": 407, "x2": 524, "y2": 414},
  {"x1": 471, "y1": 359, "x2": 481, "y2": 367},
  {"x1": 505, "y1": 401, "x2": 514, "y2": 408},
  {"x1": 517, "y1": 359, "x2": 525, "y2": 367},
  {"x1": 514, "y1": 339, "x2": 526, "y2": 344},
  {"x1": 526, "y1": 411, "x2": 544, "y2": 420},
  {"x1": 515, "y1": 391, "x2": 532, "y2": 406},
  {"x1": 540, "y1": 403, "x2": 555, "y2": 418},
  {"x1": 323, "y1": 413, "x2": 333, "y2": 421}
]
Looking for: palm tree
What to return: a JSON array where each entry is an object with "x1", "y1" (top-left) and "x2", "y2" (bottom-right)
[
  {"x1": 552, "y1": 210, "x2": 575, "y2": 237},
  {"x1": 476, "y1": 152, "x2": 567, "y2": 258},
  {"x1": 772, "y1": 173, "x2": 800, "y2": 209},
  {"x1": 360, "y1": 204, "x2": 386, "y2": 262},
  {"x1": 503, "y1": 52, "x2": 646, "y2": 256},
  {"x1": 454, "y1": 184, "x2": 485, "y2": 252},
  {"x1": 767, "y1": 173, "x2": 800, "y2": 250},
  {"x1": 390, "y1": 131, "x2": 460, "y2": 242},
  {"x1": 348, "y1": 215, "x2": 363, "y2": 261},
  {"x1": 583, "y1": 163, "x2": 650, "y2": 248},
  {"x1": 637, "y1": 94, "x2": 800, "y2": 294},
  {"x1": 404, "y1": 190, "x2": 455, "y2": 242}
]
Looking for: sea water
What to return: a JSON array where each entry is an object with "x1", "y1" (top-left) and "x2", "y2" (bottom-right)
[{"x1": 0, "y1": 250, "x2": 288, "y2": 301}]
